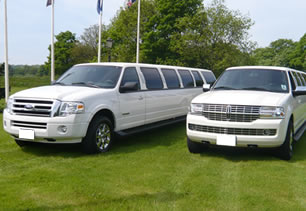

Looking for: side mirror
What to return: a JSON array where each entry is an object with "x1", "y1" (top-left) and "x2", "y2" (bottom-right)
[
  {"x1": 51, "y1": 80, "x2": 56, "y2": 85},
  {"x1": 120, "y1": 82, "x2": 138, "y2": 93},
  {"x1": 292, "y1": 87, "x2": 306, "y2": 97},
  {"x1": 203, "y1": 84, "x2": 211, "y2": 92}
]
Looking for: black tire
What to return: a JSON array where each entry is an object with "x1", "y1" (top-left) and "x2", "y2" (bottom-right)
[
  {"x1": 187, "y1": 137, "x2": 207, "y2": 153},
  {"x1": 278, "y1": 120, "x2": 294, "y2": 160},
  {"x1": 82, "y1": 116, "x2": 114, "y2": 154},
  {"x1": 15, "y1": 139, "x2": 30, "y2": 147}
]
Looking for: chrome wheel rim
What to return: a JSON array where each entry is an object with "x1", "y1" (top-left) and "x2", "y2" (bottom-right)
[{"x1": 96, "y1": 123, "x2": 111, "y2": 150}]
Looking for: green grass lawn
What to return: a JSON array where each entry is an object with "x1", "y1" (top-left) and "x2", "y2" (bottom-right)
[{"x1": 1, "y1": 112, "x2": 306, "y2": 210}]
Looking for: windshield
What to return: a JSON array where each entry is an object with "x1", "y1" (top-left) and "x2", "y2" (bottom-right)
[
  {"x1": 213, "y1": 69, "x2": 289, "y2": 93},
  {"x1": 56, "y1": 65, "x2": 122, "y2": 88}
]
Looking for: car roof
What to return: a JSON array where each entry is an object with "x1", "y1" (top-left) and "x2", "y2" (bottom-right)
[
  {"x1": 75, "y1": 62, "x2": 213, "y2": 72},
  {"x1": 226, "y1": 66, "x2": 297, "y2": 72}
]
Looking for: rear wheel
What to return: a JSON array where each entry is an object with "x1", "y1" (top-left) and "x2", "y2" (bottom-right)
[
  {"x1": 278, "y1": 121, "x2": 294, "y2": 160},
  {"x1": 82, "y1": 116, "x2": 114, "y2": 154},
  {"x1": 187, "y1": 137, "x2": 207, "y2": 153}
]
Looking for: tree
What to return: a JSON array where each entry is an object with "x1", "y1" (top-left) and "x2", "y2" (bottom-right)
[
  {"x1": 0, "y1": 63, "x2": 4, "y2": 76},
  {"x1": 289, "y1": 33, "x2": 306, "y2": 70},
  {"x1": 142, "y1": 0, "x2": 202, "y2": 64},
  {"x1": 168, "y1": 0, "x2": 255, "y2": 75},
  {"x1": 252, "y1": 39, "x2": 297, "y2": 68},
  {"x1": 45, "y1": 31, "x2": 77, "y2": 76},
  {"x1": 107, "y1": 0, "x2": 156, "y2": 62}
]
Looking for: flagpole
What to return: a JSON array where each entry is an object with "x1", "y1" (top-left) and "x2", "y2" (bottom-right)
[
  {"x1": 4, "y1": 0, "x2": 9, "y2": 102},
  {"x1": 98, "y1": 12, "x2": 102, "y2": 63},
  {"x1": 136, "y1": 0, "x2": 141, "y2": 63},
  {"x1": 51, "y1": 0, "x2": 55, "y2": 81}
]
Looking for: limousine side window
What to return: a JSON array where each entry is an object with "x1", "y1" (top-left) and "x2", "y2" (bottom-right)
[
  {"x1": 291, "y1": 72, "x2": 302, "y2": 87},
  {"x1": 178, "y1": 70, "x2": 194, "y2": 88},
  {"x1": 289, "y1": 72, "x2": 297, "y2": 91},
  {"x1": 298, "y1": 73, "x2": 306, "y2": 86},
  {"x1": 120, "y1": 67, "x2": 140, "y2": 92},
  {"x1": 141, "y1": 67, "x2": 164, "y2": 90},
  {"x1": 293, "y1": 72, "x2": 303, "y2": 86},
  {"x1": 201, "y1": 71, "x2": 216, "y2": 85},
  {"x1": 302, "y1": 74, "x2": 306, "y2": 85},
  {"x1": 161, "y1": 68, "x2": 180, "y2": 89},
  {"x1": 191, "y1": 71, "x2": 204, "y2": 87}
]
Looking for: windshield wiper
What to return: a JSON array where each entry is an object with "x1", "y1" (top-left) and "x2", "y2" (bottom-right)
[
  {"x1": 242, "y1": 87, "x2": 270, "y2": 92},
  {"x1": 52, "y1": 82, "x2": 66, "y2": 86},
  {"x1": 214, "y1": 86, "x2": 237, "y2": 90},
  {"x1": 71, "y1": 82, "x2": 101, "y2": 88}
]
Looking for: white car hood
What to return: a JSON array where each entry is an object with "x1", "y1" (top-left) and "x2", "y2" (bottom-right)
[
  {"x1": 11, "y1": 85, "x2": 110, "y2": 101},
  {"x1": 192, "y1": 90, "x2": 289, "y2": 106}
]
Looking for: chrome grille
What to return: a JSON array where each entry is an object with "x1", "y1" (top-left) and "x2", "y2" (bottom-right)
[
  {"x1": 189, "y1": 124, "x2": 276, "y2": 136},
  {"x1": 12, "y1": 99, "x2": 55, "y2": 117},
  {"x1": 12, "y1": 121, "x2": 47, "y2": 129},
  {"x1": 202, "y1": 104, "x2": 261, "y2": 122}
]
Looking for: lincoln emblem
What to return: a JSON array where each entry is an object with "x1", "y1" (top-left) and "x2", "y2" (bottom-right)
[{"x1": 226, "y1": 105, "x2": 231, "y2": 120}]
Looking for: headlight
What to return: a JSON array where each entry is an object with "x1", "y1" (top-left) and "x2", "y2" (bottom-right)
[
  {"x1": 56, "y1": 101, "x2": 85, "y2": 117},
  {"x1": 190, "y1": 103, "x2": 203, "y2": 115},
  {"x1": 5, "y1": 97, "x2": 13, "y2": 114},
  {"x1": 260, "y1": 107, "x2": 285, "y2": 119}
]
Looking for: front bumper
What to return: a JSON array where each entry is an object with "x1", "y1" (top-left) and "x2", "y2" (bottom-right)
[
  {"x1": 3, "y1": 109, "x2": 89, "y2": 143},
  {"x1": 187, "y1": 114, "x2": 288, "y2": 148}
]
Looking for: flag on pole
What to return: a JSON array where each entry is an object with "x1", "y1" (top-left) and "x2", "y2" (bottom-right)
[
  {"x1": 46, "y1": 0, "x2": 53, "y2": 7},
  {"x1": 127, "y1": 0, "x2": 136, "y2": 8},
  {"x1": 97, "y1": 0, "x2": 103, "y2": 14}
]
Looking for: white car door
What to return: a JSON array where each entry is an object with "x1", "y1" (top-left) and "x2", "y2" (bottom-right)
[{"x1": 118, "y1": 67, "x2": 145, "y2": 130}]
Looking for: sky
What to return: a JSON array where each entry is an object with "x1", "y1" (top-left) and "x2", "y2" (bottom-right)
[{"x1": 0, "y1": 0, "x2": 305, "y2": 65}]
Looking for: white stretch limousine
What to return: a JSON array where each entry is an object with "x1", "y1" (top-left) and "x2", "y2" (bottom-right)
[
  {"x1": 3, "y1": 63, "x2": 215, "y2": 153},
  {"x1": 187, "y1": 66, "x2": 306, "y2": 160}
]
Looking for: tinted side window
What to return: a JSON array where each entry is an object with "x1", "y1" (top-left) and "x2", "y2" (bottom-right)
[
  {"x1": 289, "y1": 72, "x2": 296, "y2": 90},
  {"x1": 161, "y1": 68, "x2": 180, "y2": 89},
  {"x1": 298, "y1": 73, "x2": 306, "y2": 86},
  {"x1": 291, "y1": 72, "x2": 301, "y2": 86},
  {"x1": 178, "y1": 70, "x2": 194, "y2": 88},
  {"x1": 141, "y1": 67, "x2": 163, "y2": 90},
  {"x1": 192, "y1": 71, "x2": 204, "y2": 87},
  {"x1": 120, "y1": 67, "x2": 140, "y2": 91},
  {"x1": 303, "y1": 74, "x2": 306, "y2": 86},
  {"x1": 201, "y1": 71, "x2": 216, "y2": 85}
]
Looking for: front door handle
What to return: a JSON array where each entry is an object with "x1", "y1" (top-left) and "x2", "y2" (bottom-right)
[{"x1": 138, "y1": 96, "x2": 144, "y2": 100}]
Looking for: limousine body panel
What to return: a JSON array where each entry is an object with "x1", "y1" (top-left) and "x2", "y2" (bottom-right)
[{"x1": 3, "y1": 62, "x2": 215, "y2": 153}]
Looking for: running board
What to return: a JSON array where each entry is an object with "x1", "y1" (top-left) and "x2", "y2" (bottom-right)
[
  {"x1": 294, "y1": 121, "x2": 306, "y2": 141},
  {"x1": 116, "y1": 116, "x2": 186, "y2": 136}
]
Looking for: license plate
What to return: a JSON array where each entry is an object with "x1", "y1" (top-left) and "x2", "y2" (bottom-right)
[
  {"x1": 217, "y1": 135, "x2": 236, "y2": 146},
  {"x1": 19, "y1": 129, "x2": 35, "y2": 140}
]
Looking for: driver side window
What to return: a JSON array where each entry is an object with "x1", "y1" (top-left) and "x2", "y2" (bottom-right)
[{"x1": 120, "y1": 67, "x2": 140, "y2": 92}]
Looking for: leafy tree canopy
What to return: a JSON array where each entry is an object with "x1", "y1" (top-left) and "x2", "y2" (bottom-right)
[{"x1": 45, "y1": 31, "x2": 77, "y2": 76}]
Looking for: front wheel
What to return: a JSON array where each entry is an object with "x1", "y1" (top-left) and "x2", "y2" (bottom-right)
[
  {"x1": 278, "y1": 121, "x2": 294, "y2": 160},
  {"x1": 82, "y1": 116, "x2": 114, "y2": 154}
]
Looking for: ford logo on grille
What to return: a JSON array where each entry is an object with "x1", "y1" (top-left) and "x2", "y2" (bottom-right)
[{"x1": 24, "y1": 104, "x2": 34, "y2": 110}]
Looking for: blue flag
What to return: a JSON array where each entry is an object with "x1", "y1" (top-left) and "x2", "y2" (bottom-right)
[
  {"x1": 46, "y1": 0, "x2": 53, "y2": 7},
  {"x1": 97, "y1": 0, "x2": 103, "y2": 14}
]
